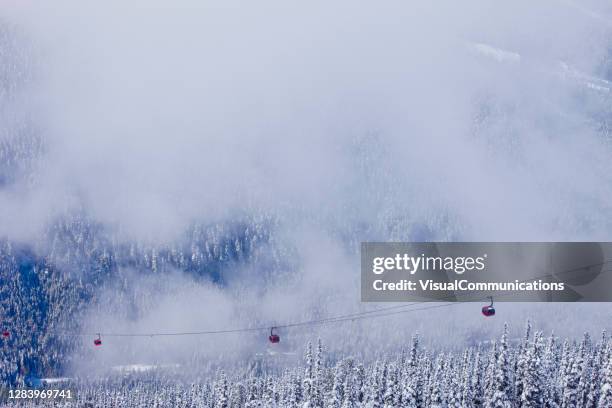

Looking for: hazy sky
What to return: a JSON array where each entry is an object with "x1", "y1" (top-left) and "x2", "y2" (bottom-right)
[
  {"x1": 0, "y1": 0, "x2": 610, "y2": 243},
  {"x1": 1, "y1": 1, "x2": 612, "y2": 365}
]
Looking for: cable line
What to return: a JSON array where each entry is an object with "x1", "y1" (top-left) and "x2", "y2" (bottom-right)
[{"x1": 50, "y1": 259, "x2": 612, "y2": 341}]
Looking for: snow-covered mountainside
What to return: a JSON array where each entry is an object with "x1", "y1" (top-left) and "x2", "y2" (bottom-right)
[
  {"x1": 2, "y1": 325, "x2": 612, "y2": 407},
  {"x1": 2, "y1": 2, "x2": 612, "y2": 406}
]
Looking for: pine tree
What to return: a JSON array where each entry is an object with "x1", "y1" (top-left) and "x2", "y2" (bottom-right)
[
  {"x1": 304, "y1": 341, "x2": 314, "y2": 379},
  {"x1": 559, "y1": 340, "x2": 571, "y2": 391},
  {"x1": 461, "y1": 349, "x2": 474, "y2": 408},
  {"x1": 354, "y1": 364, "x2": 366, "y2": 404},
  {"x1": 521, "y1": 332, "x2": 544, "y2": 408},
  {"x1": 401, "y1": 361, "x2": 419, "y2": 408},
  {"x1": 229, "y1": 382, "x2": 246, "y2": 408},
  {"x1": 403, "y1": 333, "x2": 423, "y2": 407},
  {"x1": 214, "y1": 371, "x2": 229, "y2": 408},
  {"x1": 576, "y1": 332, "x2": 592, "y2": 408},
  {"x1": 287, "y1": 370, "x2": 302, "y2": 408},
  {"x1": 265, "y1": 376, "x2": 277, "y2": 407},
  {"x1": 561, "y1": 348, "x2": 583, "y2": 408},
  {"x1": 516, "y1": 320, "x2": 532, "y2": 401},
  {"x1": 447, "y1": 353, "x2": 462, "y2": 408},
  {"x1": 303, "y1": 341, "x2": 315, "y2": 408},
  {"x1": 420, "y1": 350, "x2": 433, "y2": 407},
  {"x1": 598, "y1": 343, "x2": 612, "y2": 408},
  {"x1": 543, "y1": 334, "x2": 561, "y2": 408},
  {"x1": 364, "y1": 361, "x2": 382, "y2": 408},
  {"x1": 313, "y1": 338, "x2": 324, "y2": 407},
  {"x1": 429, "y1": 353, "x2": 446, "y2": 408},
  {"x1": 341, "y1": 369, "x2": 358, "y2": 408},
  {"x1": 408, "y1": 333, "x2": 419, "y2": 367},
  {"x1": 486, "y1": 323, "x2": 514, "y2": 408},
  {"x1": 585, "y1": 331, "x2": 607, "y2": 408},
  {"x1": 244, "y1": 376, "x2": 260, "y2": 408},
  {"x1": 382, "y1": 363, "x2": 400, "y2": 408},
  {"x1": 328, "y1": 360, "x2": 346, "y2": 408},
  {"x1": 485, "y1": 340, "x2": 498, "y2": 404},
  {"x1": 472, "y1": 348, "x2": 485, "y2": 408}
]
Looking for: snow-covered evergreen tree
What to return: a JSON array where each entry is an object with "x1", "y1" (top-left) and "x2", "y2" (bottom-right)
[
  {"x1": 585, "y1": 330, "x2": 607, "y2": 408},
  {"x1": 382, "y1": 363, "x2": 400, "y2": 408},
  {"x1": 561, "y1": 347, "x2": 584, "y2": 408},
  {"x1": 354, "y1": 363, "x2": 366, "y2": 404},
  {"x1": 365, "y1": 361, "x2": 382, "y2": 408},
  {"x1": 472, "y1": 348, "x2": 485, "y2": 408},
  {"x1": 598, "y1": 343, "x2": 612, "y2": 408},
  {"x1": 303, "y1": 341, "x2": 315, "y2": 408},
  {"x1": 521, "y1": 331, "x2": 544, "y2": 408},
  {"x1": 0, "y1": 323, "x2": 608, "y2": 408},
  {"x1": 461, "y1": 349, "x2": 475, "y2": 408},
  {"x1": 487, "y1": 324, "x2": 514, "y2": 408},
  {"x1": 313, "y1": 338, "x2": 324, "y2": 408},
  {"x1": 516, "y1": 320, "x2": 533, "y2": 402},
  {"x1": 429, "y1": 353, "x2": 447, "y2": 408},
  {"x1": 214, "y1": 371, "x2": 229, "y2": 408},
  {"x1": 328, "y1": 360, "x2": 346, "y2": 408},
  {"x1": 230, "y1": 382, "x2": 246, "y2": 408}
]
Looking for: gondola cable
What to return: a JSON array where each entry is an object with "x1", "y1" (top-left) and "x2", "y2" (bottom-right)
[{"x1": 32, "y1": 259, "x2": 612, "y2": 344}]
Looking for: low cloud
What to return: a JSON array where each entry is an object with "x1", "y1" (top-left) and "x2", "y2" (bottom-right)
[{"x1": 0, "y1": 1, "x2": 611, "y2": 366}]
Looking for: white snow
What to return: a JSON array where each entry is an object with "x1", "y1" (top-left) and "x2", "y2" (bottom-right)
[
  {"x1": 469, "y1": 42, "x2": 522, "y2": 63},
  {"x1": 111, "y1": 364, "x2": 180, "y2": 373}
]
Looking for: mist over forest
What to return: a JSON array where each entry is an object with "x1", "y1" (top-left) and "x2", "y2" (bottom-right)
[{"x1": 1, "y1": 0, "x2": 612, "y2": 393}]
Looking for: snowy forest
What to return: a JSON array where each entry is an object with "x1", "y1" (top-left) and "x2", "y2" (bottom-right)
[
  {"x1": 2, "y1": 324, "x2": 612, "y2": 407},
  {"x1": 3, "y1": 1, "x2": 612, "y2": 407}
]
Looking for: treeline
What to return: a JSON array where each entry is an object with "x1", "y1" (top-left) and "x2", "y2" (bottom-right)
[
  {"x1": 3, "y1": 323, "x2": 612, "y2": 407},
  {"x1": 0, "y1": 217, "x2": 276, "y2": 385}
]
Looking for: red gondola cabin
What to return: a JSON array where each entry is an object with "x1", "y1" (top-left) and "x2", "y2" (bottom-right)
[
  {"x1": 269, "y1": 327, "x2": 280, "y2": 343},
  {"x1": 94, "y1": 334, "x2": 102, "y2": 346},
  {"x1": 2, "y1": 330, "x2": 9, "y2": 338},
  {"x1": 482, "y1": 296, "x2": 495, "y2": 317},
  {"x1": 482, "y1": 305, "x2": 495, "y2": 317}
]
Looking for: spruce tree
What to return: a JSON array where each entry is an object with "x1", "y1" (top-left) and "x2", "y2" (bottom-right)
[
  {"x1": 561, "y1": 351, "x2": 583, "y2": 408},
  {"x1": 598, "y1": 343, "x2": 612, "y2": 408},
  {"x1": 429, "y1": 353, "x2": 446, "y2": 408},
  {"x1": 516, "y1": 320, "x2": 532, "y2": 402},
  {"x1": 365, "y1": 361, "x2": 382, "y2": 408},
  {"x1": 543, "y1": 334, "x2": 561, "y2": 408},
  {"x1": 486, "y1": 324, "x2": 514, "y2": 408},
  {"x1": 382, "y1": 363, "x2": 400, "y2": 408},
  {"x1": 585, "y1": 331, "x2": 607, "y2": 408},
  {"x1": 401, "y1": 361, "x2": 419, "y2": 408},
  {"x1": 214, "y1": 371, "x2": 229, "y2": 408},
  {"x1": 314, "y1": 338, "x2": 324, "y2": 407},
  {"x1": 328, "y1": 361, "x2": 345, "y2": 408},
  {"x1": 303, "y1": 341, "x2": 315, "y2": 408},
  {"x1": 354, "y1": 364, "x2": 366, "y2": 404},
  {"x1": 341, "y1": 367, "x2": 357, "y2": 408},
  {"x1": 461, "y1": 349, "x2": 475, "y2": 408},
  {"x1": 471, "y1": 348, "x2": 485, "y2": 408},
  {"x1": 521, "y1": 332, "x2": 544, "y2": 408}
]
